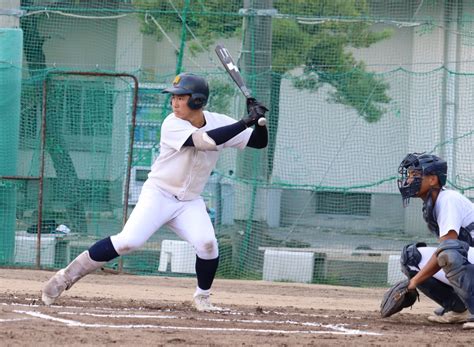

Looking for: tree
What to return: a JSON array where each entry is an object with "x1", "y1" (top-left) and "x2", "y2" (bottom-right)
[
  {"x1": 134, "y1": 0, "x2": 242, "y2": 55},
  {"x1": 136, "y1": 0, "x2": 391, "y2": 119},
  {"x1": 273, "y1": 0, "x2": 392, "y2": 122}
]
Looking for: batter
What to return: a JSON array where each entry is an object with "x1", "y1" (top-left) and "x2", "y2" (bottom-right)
[{"x1": 42, "y1": 73, "x2": 268, "y2": 311}]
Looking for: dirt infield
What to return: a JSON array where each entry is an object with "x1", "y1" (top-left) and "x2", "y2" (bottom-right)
[{"x1": 0, "y1": 269, "x2": 472, "y2": 346}]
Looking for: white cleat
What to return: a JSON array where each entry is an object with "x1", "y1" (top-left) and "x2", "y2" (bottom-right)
[
  {"x1": 462, "y1": 314, "x2": 474, "y2": 329},
  {"x1": 427, "y1": 310, "x2": 469, "y2": 324},
  {"x1": 193, "y1": 294, "x2": 225, "y2": 312},
  {"x1": 463, "y1": 322, "x2": 474, "y2": 329},
  {"x1": 41, "y1": 292, "x2": 57, "y2": 306}
]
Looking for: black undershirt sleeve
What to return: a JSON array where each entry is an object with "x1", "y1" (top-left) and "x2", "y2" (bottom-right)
[
  {"x1": 183, "y1": 120, "x2": 247, "y2": 146},
  {"x1": 246, "y1": 124, "x2": 268, "y2": 149},
  {"x1": 182, "y1": 120, "x2": 268, "y2": 149}
]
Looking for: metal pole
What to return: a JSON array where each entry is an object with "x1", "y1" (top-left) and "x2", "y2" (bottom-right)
[
  {"x1": 441, "y1": 0, "x2": 461, "y2": 182},
  {"x1": 238, "y1": 0, "x2": 274, "y2": 274},
  {"x1": 175, "y1": 0, "x2": 190, "y2": 76},
  {"x1": 36, "y1": 78, "x2": 48, "y2": 268}
]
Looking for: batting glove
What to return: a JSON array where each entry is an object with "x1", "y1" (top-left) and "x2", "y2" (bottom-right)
[{"x1": 242, "y1": 98, "x2": 268, "y2": 127}]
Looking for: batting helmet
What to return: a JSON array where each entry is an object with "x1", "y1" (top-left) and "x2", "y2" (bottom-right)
[
  {"x1": 162, "y1": 73, "x2": 209, "y2": 110},
  {"x1": 397, "y1": 152, "x2": 447, "y2": 206}
]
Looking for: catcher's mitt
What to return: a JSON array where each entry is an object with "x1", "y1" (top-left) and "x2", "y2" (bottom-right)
[{"x1": 380, "y1": 279, "x2": 419, "y2": 318}]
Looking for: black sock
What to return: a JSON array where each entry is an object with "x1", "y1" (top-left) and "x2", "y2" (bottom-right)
[
  {"x1": 195, "y1": 256, "x2": 219, "y2": 290},
  {"x1": 88, "y1": 236, "x2": 119, "y2": 262}
]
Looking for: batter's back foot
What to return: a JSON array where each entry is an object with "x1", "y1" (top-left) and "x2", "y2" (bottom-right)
[{"x1": 41, "y1": 251, "x2": 105, "y2": 305}]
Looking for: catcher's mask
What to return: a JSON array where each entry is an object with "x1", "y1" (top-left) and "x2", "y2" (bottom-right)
[
  {"x1": 162, "y1": 73, "x2": 209, "y2": 110},
  {"x1": 397, "y1": 152, "x2": 447, "y2": 207}
]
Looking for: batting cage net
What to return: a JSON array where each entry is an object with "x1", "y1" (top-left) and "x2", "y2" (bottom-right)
[{"x1": 0, "y1": 0, "x2": 473, "y2": 287}]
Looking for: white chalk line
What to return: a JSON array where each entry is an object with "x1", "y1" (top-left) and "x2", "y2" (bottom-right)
[
  {"x1": 58, "y1": 311, "x2": 358, "y2": 330},
  {"x1": 13, "y1": 310, "x2": 380, "y2": 336},
  {"x1": 58, "y1": 312, "x2": 178, "y2": 319},
  {"x1": 2, "y1": 301, "x2": 379, "y2": 335},
  {"x1": 3, "y1": 301, "x2": 172, "y2": 314},
  {"x1": 0, "y1": 318, "x2": 30, "y2": 323},
  {"x1": 11, "y1": 303, "x2": 361, "y2": 329},
  {"x1": 267, "y1": 310, "x2": 362, "y2": 320},
  {"x1": 6, "y1": 300, "x2": 362, "y2": 320}
]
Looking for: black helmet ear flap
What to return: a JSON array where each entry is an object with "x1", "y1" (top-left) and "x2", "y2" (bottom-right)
[{"x1": 188, "y1": 93, "x2": 207, "y2": 110}]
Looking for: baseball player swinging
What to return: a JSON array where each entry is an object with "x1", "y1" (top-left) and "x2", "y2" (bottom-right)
[
  {"x1": 42, "y1": 73, "x2": 268, "y2": 311},
  {"x1": 383, "y1": 152, "x2": 474, "y2": 329}
]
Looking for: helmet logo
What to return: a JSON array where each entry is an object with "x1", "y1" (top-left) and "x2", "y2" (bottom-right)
[{"x1": 172, "y1": 75, "x2": 181, "y2": 85}]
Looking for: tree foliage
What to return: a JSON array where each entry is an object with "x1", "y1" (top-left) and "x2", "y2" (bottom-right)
[
  {"x1": 135, "y1": 0, "x2": 392, "y2": 122},
  {"x1": 134, "y1": 0, "x2": 242, "y2": 54}
]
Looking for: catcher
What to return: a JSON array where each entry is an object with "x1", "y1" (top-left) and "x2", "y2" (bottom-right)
[{"x1": 381, "y1": 153, "x2": 474, "y2": 329}]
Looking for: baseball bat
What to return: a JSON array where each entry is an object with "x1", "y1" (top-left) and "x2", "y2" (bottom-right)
[{"x1": 214, "y1": 44, "x2": 266, "y2": 126}]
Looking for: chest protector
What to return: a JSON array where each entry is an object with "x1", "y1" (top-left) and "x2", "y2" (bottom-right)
[{"x1": 422, "y1": 190, "x2": 474, "y2": 246}]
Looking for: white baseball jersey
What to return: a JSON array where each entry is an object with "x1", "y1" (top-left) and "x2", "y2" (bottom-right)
[
  {"x1": 148, "y1": 110, "x2": 253, "y2": 200},
  {"x1": 434, "y1": 189, "x2": 474, "y2": 239}
]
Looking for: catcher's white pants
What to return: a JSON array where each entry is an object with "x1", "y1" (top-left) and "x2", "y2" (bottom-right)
[
  {"x1": 415, "y1": 247, "x2": 474, "y2": 286},
  {"x1": 110, "y1": 180, "x2": 218, "y2": 260}
]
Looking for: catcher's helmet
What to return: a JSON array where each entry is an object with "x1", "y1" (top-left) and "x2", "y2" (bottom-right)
[
  {"x1": 162, "y1": 73, "x2": 209, "y2": 110},
  {"x1": 397, "y1": 152, "x2": 447, "y2": 206}
]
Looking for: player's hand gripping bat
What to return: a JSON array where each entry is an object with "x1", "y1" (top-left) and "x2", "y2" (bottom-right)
[{"x1": 214, "y1": 44, "x2": 268, "y2": 127}]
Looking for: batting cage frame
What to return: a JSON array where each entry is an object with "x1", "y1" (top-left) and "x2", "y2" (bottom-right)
[{"x1": 0, "y1": 71, "x2": 138, "y2": 269}]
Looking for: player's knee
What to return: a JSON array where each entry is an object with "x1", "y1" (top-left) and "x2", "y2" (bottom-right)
[
  {"x1": 196, "y1": 238, "x2": 218, "y2": 259},
  {"x1": 400, "y1": 242, "x2": 426, "y2": 278},
  {"x1": 437, "y1": 239, "x2": 469, "y2": 275},
  {"x1": 110, "y1": 236, "x2": 143, "y2": 255},
  {"x1": 437, "y1": 239, "x2": 469, "y2": 257},
  {"x1": 204, "y1": 240, "x2": 216, "y2": 253}
]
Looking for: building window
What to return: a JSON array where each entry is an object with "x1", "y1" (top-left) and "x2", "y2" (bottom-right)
[{"x1": 315, "y1": 191, "x2": 371, "y2": 216}]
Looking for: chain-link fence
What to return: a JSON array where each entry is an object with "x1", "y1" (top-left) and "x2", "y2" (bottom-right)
[{"x1": 0, "y1": 0, "x2": 473, "y2": 287}]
